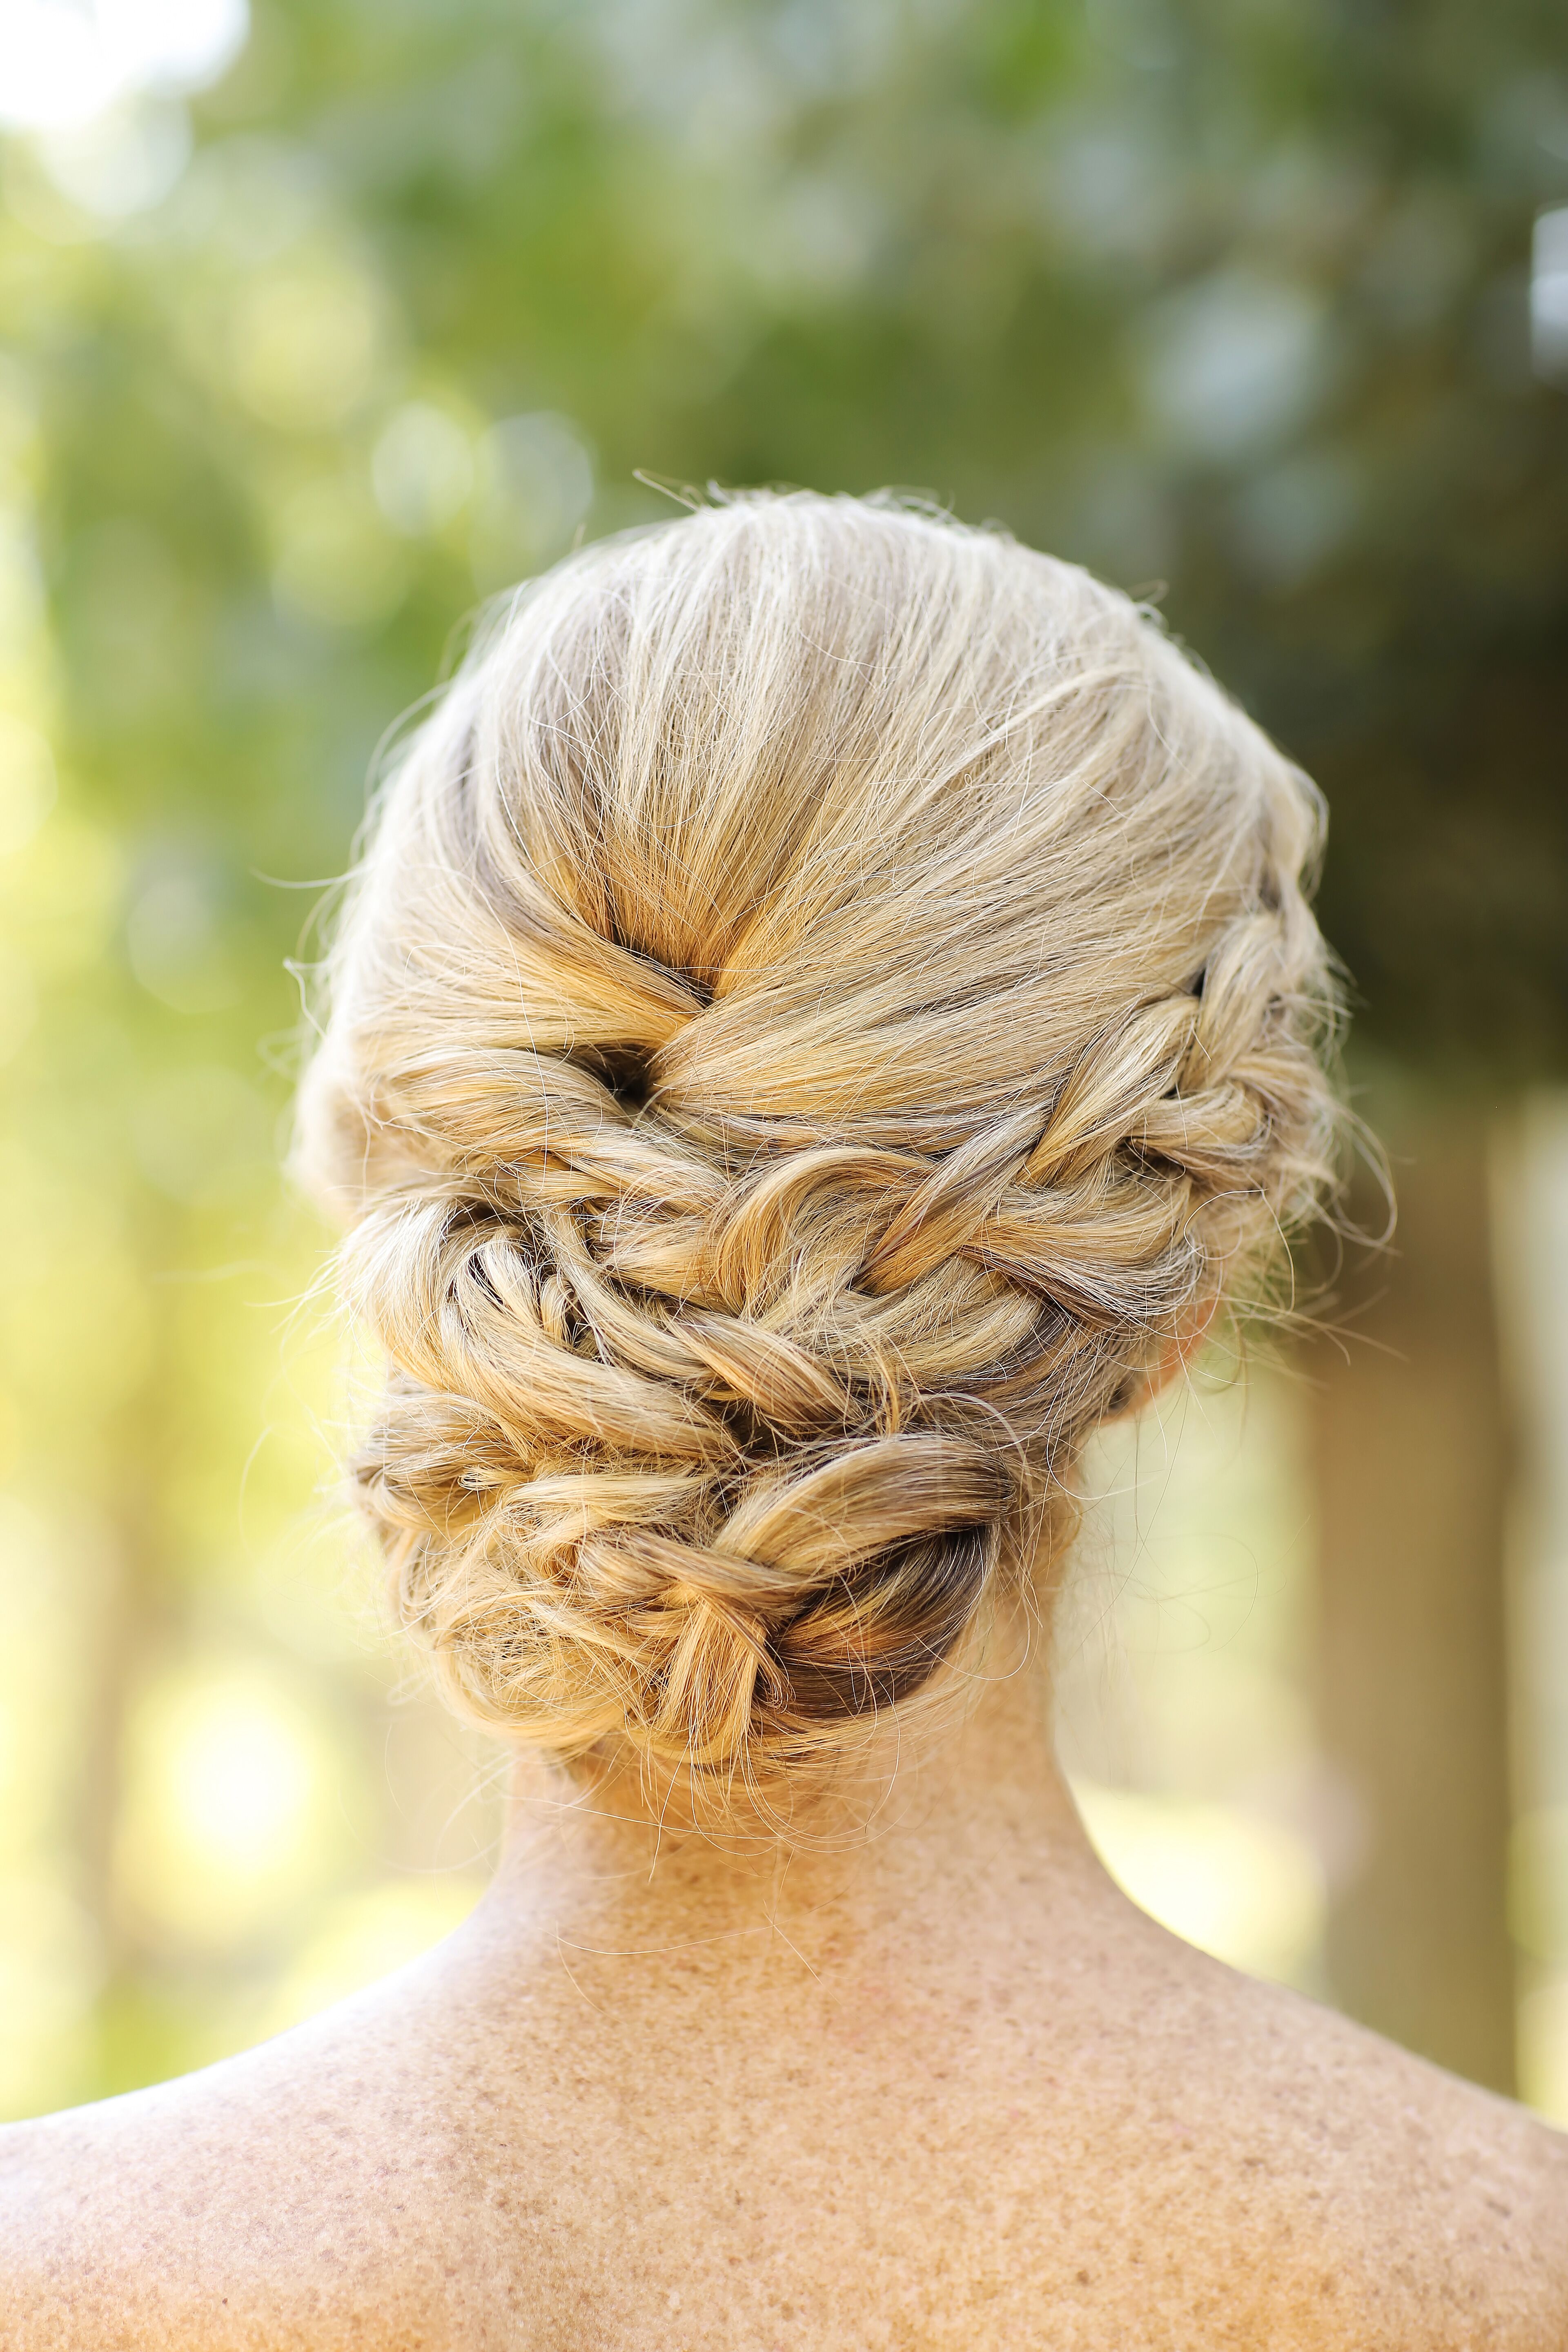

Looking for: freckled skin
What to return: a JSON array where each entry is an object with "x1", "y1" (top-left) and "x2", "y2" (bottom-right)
[{"x1": 3, "y1": 1668, "x2": 1566, "y2": 2350}]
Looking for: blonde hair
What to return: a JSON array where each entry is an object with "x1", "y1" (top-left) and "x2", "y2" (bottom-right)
[{"x1": 296, "y1": 491, "x2": 1338, "y2": 1803}]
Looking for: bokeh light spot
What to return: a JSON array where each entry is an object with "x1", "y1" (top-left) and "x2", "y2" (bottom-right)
[
  {"x1": 372, "y1": 403, "x2": 476, "y2": 538},
  {"x1": 1, "y1": 0, "x2": 249, "y2": 133},
  {"x1": 118, "y1": 1666, "x2": 356, "y2": 1946},
  {"x1": 229, "y1": 262, "x2": 388, "y2": 432},
  {"x1": 36, "y1": 98, "x2": 193, "y2": 220}
]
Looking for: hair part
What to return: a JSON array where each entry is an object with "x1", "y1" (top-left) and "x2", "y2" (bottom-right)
[{"x1": 296, "y1": 490, "x2": 1342, "y2": 1813}]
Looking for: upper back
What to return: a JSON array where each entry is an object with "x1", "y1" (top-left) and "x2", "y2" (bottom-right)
[{"x1": 5, "y1": 1875, "x2": 1567, "y2": 2352}]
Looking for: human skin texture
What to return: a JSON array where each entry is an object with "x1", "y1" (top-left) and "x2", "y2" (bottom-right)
[{"x1": 3, "y1": 1653, "x2": 1566, "y2": 2351}]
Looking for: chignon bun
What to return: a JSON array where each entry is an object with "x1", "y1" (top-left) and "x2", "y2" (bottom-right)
[{"x1": 296, "y1": 491, "x2": 1339, "y2": 1799}]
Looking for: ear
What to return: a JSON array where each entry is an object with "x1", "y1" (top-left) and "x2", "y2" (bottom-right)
[{"x1": 1111, "y1": 1294, "x2": 1221, "y2": 1421}]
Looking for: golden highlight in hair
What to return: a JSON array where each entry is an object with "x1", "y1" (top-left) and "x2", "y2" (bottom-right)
[{"x1": 296, "y1": 491, "x2": 1340, "y2": 1802}]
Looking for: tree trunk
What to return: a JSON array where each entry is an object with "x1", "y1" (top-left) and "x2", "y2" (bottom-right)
[{"x1": 1310, "y1": 1095, "x2": 1515, "y2": 2092}]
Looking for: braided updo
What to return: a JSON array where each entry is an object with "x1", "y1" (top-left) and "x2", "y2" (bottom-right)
[{"x1": 296, "y1": 492, "x2": 1339, "y2": 1798}]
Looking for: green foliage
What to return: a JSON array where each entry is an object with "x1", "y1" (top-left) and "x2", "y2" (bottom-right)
[{"x1": 15, "y1": 0, "x2": 1568, "y2": 1060}]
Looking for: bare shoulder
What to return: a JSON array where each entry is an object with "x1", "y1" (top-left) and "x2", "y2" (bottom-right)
[
  {"x1": 3, "y1": 1915, "x2": 1567, "y2": 2352},
  {"x1": 0, "y1": 1991, "x2": 529, "y2": 2352},
  {"x1": 717, "y1": 1891, "x2": 1568, "y2": 2352},
  {"x1": 1109, "y1": 1948, "x2": 1568, "y2": 2346},
  {"x1": 1227, "y1": 1959, "x2": 1568, "y2": 2212}
]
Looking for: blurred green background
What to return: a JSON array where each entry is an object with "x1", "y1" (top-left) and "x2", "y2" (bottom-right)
[{"x1": 3, "y1": 0, "x2": 1568, "y2": 2124}]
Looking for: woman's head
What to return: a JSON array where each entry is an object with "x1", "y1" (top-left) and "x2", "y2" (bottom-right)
[{"x1": 297, "y1": 491, "x2": 1339, "y2": 1804}]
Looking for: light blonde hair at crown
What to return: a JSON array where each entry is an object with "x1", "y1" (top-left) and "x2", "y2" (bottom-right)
[{"x1": 294, "y1": 489, "x2": 1342, "y2": 1821}]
